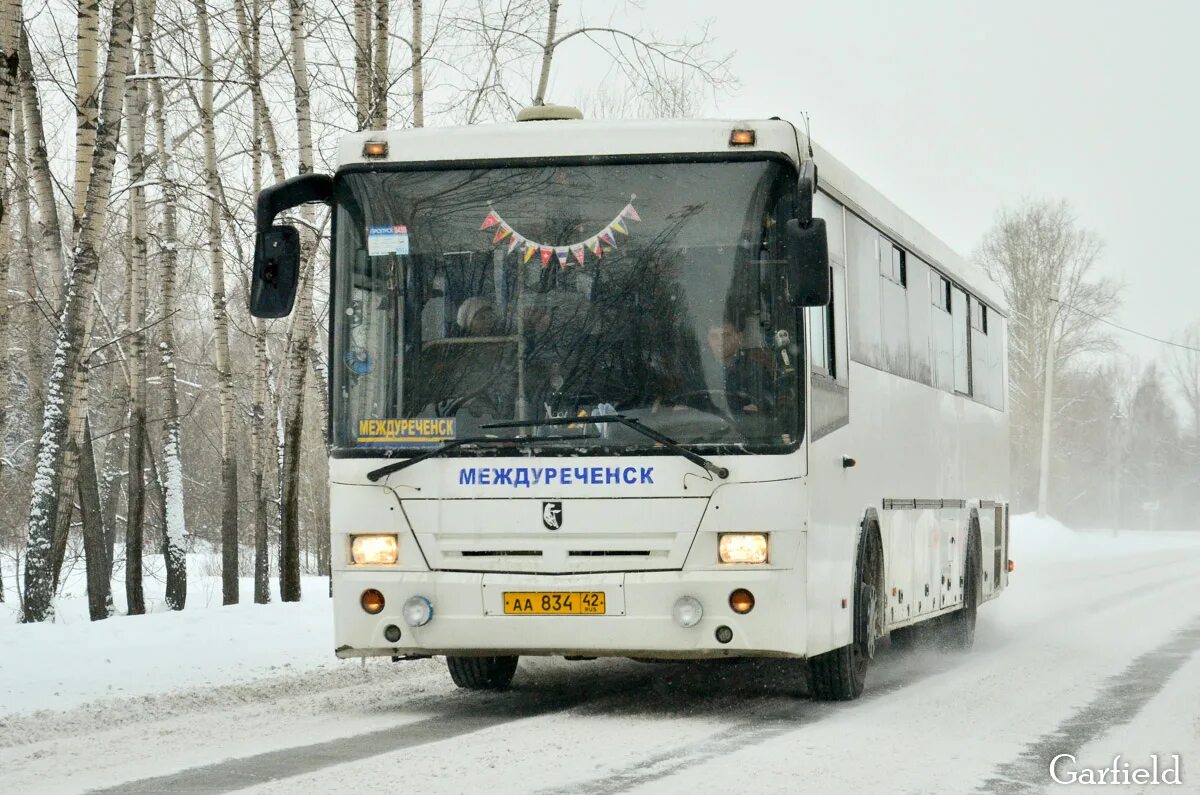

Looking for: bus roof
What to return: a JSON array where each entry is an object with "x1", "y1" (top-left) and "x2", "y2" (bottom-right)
[{"x1": 336, "y1": 118, "x2": 1005, "y2": 313}]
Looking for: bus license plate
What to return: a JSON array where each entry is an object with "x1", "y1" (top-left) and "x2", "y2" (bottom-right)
[{"x1": 503, "y1": 591, "x2": 606, "y2": 615}]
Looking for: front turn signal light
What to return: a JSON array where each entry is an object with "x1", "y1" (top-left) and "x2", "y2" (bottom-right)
[
  {"x1": 729, "y1": 588, "x2": 755, "y2": 614},
  {"x1": 351, "y1": 534, "x2": 399, "y2": 565},
  {"x1": 718, "y1": 533, "x2": 768, "y2": 564},
  {"x1": 361, "y1": 589, "x2": 385, "y2": 614}
]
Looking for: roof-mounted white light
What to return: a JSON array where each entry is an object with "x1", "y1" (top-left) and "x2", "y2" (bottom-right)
[{"x1": 516, "y1": 104, "x2": 584, "y2": 122}]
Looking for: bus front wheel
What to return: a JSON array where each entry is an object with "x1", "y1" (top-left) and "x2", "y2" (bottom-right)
[
  {"x1": 446, "y1": 655, "x2": 519, "y2": 690},
  {"x1": 807, "y1": 523, "x2": 882, "y2": 701}
]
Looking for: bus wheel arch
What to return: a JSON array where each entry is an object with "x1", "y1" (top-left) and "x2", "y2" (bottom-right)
[
  {"x1": 808, "y1": 515, "x2": 883, "y2": 701},
  {"x1": 944, "y1": 513, "x2": 982, "y2": 650}
]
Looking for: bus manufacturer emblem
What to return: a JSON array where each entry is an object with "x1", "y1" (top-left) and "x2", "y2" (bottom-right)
[{"x1": 542, "y1": 501, "x2": 563, "y2": 530}]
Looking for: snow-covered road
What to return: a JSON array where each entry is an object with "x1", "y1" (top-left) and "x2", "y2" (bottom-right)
[{"x1": 4, "y1": 519, "x2": 1199, "y2": 794}]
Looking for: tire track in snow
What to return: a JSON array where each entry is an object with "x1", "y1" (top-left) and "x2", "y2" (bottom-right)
[
  {"x1": 532, "y1": 650, "x2": 969, "y2": 795},
  {"x1": 84, "y1": 565, "x2": 1200, "y2": 794},
  {"x1": 977, "y1": 612, "x2": 1200, "y2": 794},
  {"x1": 536, "y1": 570, "x2": 1200, "y2": 795},
  {"x1": 86, "y1": 664, "x2": 659, "y2": 795}
]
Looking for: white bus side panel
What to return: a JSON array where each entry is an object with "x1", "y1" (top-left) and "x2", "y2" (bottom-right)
[{"x1": 807, "y1": 362, "x2": 1009, "y2": 655}]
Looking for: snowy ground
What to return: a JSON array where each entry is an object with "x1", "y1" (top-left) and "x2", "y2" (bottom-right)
[{"x1": 2, "y1": 517, "x2": 1199, "y2": 794}]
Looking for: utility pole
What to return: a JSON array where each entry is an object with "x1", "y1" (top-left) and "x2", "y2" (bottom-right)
[{"x1": 1036, "y1": 299, "x2": 1062, "y2": 518}]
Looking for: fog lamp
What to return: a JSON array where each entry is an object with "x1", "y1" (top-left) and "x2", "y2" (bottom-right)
[
  {"x1": 719, "y1": 533, "x2": 768, "y2": 564},
  {"x1": 360, "y1": 588, "x2": 385, "y2": 614},
  {"x1": 672, "y1": 596, "x2": 703, "y2": 628},
  {"x1": 351, "y1": 534, "x2": 399, "y2": 565},
  {"x1": 402, "y1": 595, "x2": 434, "y2": 627},
  {"x1": 729, "y1": 588, "x2": 755, "y2": 614}
]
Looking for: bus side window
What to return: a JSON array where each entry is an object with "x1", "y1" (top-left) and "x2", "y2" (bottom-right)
[
  {"x1": 929, "y1": 271, "x2": 954, "y2": 392},
  {"x1": 810, "y1": 192, "x2": 850, "y2": 440},
  {"x1": 951, "y1": 286, "x2": 971, "y2": 395},
  {"x1": 846, "y1": 212, "x2": 882, "y2": 368},
  {"x1": 811, "y1": 191, "x2": 847, "y2": 380}
]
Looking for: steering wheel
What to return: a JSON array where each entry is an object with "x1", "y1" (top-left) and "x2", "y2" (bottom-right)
[{"x1": 664, "y1": 388, "x2": 758, "y2": 429}]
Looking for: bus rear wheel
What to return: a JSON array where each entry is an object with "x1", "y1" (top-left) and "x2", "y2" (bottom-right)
[
  {"x1": 942, "y1": 523, "x2": 981, "y2": 650},
  {"x1": 446, "y1": 655, "x2": 519, "y2": 690},
  {"x1": 808, "y1": 524, "x2": 881, "y2": 701}
]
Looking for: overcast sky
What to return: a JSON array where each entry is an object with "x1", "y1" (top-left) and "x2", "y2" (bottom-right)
[{"x1": 551, "y1": 1, "x2": 1200, "y2": 368}]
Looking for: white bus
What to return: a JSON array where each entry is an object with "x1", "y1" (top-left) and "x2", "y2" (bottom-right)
[{"x1": 251, "y1": 108, "x2": 1010, "y2": 700}]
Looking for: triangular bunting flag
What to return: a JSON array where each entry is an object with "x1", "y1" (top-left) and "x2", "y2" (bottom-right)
[
  {"x1": 555, "y1": 247, "x2": 569, "y2": 268},
  {"x1": 480, "y1": 211, "x2": 499, "y2": 230},
  {"x1": 622, "y1": 203, "x2": 641, "y2": 222},
  {"x1": 587, "y1": 237, "x2": 601, "y2": 257},
  {"x1": 540, "y1": 247, "x2": 553, "y2": 266},
  {"x1": 523, "y1": 245, "x2": 537, "y2": 264},
  {"x1": 571, "y1": 245, "x2": 585, "y2": 265},
  {"x1": 600, "y1": 229, "x2": 617, "y2": 247},
  {"x1": 507, "y1": 233, "x2": 523, "y2": 253},
  {"x1": 611, "y1": 220, "x2": 627, "y2": 236},
  {"x1": 493, "y1": 225, "x2": 512, "y2": 244}
]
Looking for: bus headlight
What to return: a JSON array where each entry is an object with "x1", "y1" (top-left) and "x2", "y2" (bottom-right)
[
  {"x1": 351, "y1": 534, "x2": 399, "y2": 565},
  {"x1": 718, "y1": 533, "x2": 768, "y2": 564}
]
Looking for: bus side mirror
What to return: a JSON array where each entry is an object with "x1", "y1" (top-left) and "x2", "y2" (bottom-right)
[
  {"x1": 250, "y1": 173, "x2": 334, "y2": 319},
  {"x1": 786, "y1": 217, "x2": 830, "y2": 307},
  {"x1": 251, "y1": 226, "x2": 301, "y2": 318}
]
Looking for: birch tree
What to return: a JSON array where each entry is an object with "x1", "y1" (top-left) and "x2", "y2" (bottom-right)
[
  {"x1": 976, "y1": 200, "x2": 1120, "y2": 514},
  {"x1": 279, "y1": 0, "x2": 316, "y2": 602},
  {"x1": 139, "y1": 0, "x2": 187, "y2": 609},
  {"x1": 122, "y1": 33, "x2": 150, "y2": 615},
  {"x1": 22, "y1": 0, "x2": 135, "y2": 623},
  {"x1": 371, "y1": 0, "x2": 388, "y2": 127},
  {"x1": 0, "y1": 0, "x2": 22, "y2": 215},
  {"x1": 193, "y1": 0, "x2": 240, "y2": 605},
  {"x1": 234, "y1": 0, "x2": 281, "y2": 603},
  {"x1": 410, "y1": 0, "x2": 423, "y2": 126},
  {"x1": 75, "y1": 0, "x2": 101, "y2": 223},
  {"x1": 18, "y1": 30, "x2": 64, "y2": 292}
]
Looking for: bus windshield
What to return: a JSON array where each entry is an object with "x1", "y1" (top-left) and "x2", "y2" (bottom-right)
[{"x1": 331, "y1": 159, "x2": 803, "y2": 456}]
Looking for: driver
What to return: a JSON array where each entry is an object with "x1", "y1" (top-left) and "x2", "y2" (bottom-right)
[{"x1": 705, "y1": 320, "x2": 774, "y2": 414}]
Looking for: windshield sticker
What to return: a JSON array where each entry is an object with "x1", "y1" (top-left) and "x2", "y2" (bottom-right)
[
  {"x1": 367, "y1": 225, "x2": 409, "y2": 257},
  {"x1": 480, "y1": 196, "x2": 640, "y2": 269},
  {"x1": 357, "y1": 418, "x2": 455, "y2": 446}
]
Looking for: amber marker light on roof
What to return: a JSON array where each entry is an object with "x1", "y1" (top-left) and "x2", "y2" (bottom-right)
[
  {"x1": 362, "y1": 140, "x2": 388, "y2": 158},
  {"x1": 729, "y1": 129, "x2": 756, "y2": 146}
]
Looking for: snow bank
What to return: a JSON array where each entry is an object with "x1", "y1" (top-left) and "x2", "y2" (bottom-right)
[
  {"x1": 1013, "y1": 513, "x2": 1200, "y2": 563},
  {"x1": 0, "y1": 557, "x2": 340, "y2": 718}
]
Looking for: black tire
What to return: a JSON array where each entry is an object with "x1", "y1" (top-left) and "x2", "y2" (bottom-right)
[
  {"x1": 446, "y1": 655, "x2": 519, "y2": 690},
  {"x1": 808, "y1": 523, "x2": 882, "y2": 701},
  {"x1": 942, "y1": 522, "x2": 981, "y2": 651}
]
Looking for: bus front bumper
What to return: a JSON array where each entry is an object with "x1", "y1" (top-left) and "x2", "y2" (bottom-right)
[{"x1": 332, "y1": 569, "x2": 806, "y2": 660}]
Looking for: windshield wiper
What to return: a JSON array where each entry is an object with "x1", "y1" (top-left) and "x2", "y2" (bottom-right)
[
  {"x1": 481, "y1": 415, "x2": 729, "y2": 479},
  {"x1": 366, "y1": 433, "x2": 588, "y2": 481}
]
